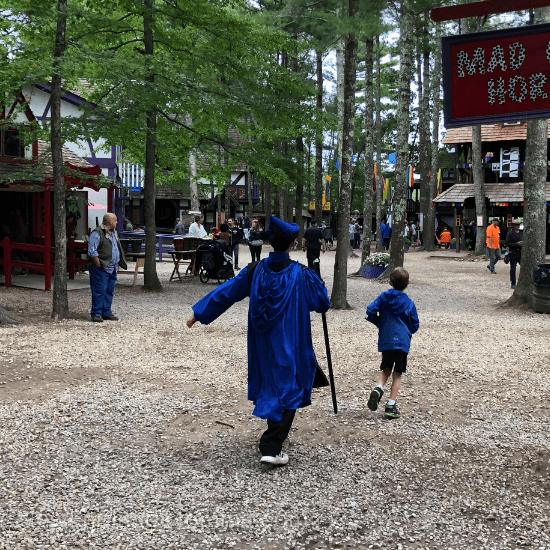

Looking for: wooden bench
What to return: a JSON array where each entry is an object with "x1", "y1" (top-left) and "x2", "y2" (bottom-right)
[{"x1": 118, "y1": 252, "x2": 145, "y2": 286}]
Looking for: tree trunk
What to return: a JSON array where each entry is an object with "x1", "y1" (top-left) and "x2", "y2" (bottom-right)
[
  {"x1": 217, "y1": 191, "x2": 221, "y2": 227},
  {"x1": 186, "y1": 113, "x2": 199, "y2": 212},
  {"x1": 51, "y1": 0, "x2": 68, "y2": 320},
  {"x1": 426, "y1": 22, "x2": 441, "y2": 252},
  {"x1": 375, "y1": 35, "x2": 383, "y2": 253},
  {"x1": 224, "y1": 180, "x2": 231, "y2": 221},
  {"x1": 142, "y1": 1, "x2": 162, "y2": 291},
  {"x1": 264, "y1": 178, "x2": 272, "y2": 221},
  {"x1": 361, "y1": 37, "x2": 374, "y2": 266},
  {"x1": 314, "y1": 50, "x2": 324, "y2": 223},
  {"x1": 248, "y1": 170, "x2": 253, "y2": 222},
  {"x1": 381, "y1": 0, "x2": 413, "y2": 278},
  {"x1": 508, "y1": 120, "x2": 548, "y2": 307},
  {"x1": 295, "y1": 137, "x2": 305, "y2": 243},
  {"x1": 331, "y1": 0, "x2": 358, "y2": 309},
  {"x1": 418, "y1": 14, "x2": 431, "y2": 251},
  {"x1": 473, "y1": 124, "x2": 487, "y2": 255},
  {"x1": 508, "y1": 6, "x2": 550, "y2": 308}
]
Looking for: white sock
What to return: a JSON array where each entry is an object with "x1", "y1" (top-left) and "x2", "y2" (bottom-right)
[
  {"x1": 376, "y1": 385, "x2": 383, "y2": 392},
  {"x1": 387, "y1": 399, "x2": 396, "y2": 406}
]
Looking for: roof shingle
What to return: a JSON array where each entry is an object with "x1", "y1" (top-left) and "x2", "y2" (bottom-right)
[
  {"x1": 441, "y1": 122, "x2": 550, "y2": 145},
  {"x1": 434, "y1": 183, "x2": 550, "y2": 203}
]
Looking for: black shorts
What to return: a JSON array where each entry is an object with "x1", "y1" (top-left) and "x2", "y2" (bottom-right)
[{"x1": 380, "y1": 350, "x2": 408, "y2": 374}]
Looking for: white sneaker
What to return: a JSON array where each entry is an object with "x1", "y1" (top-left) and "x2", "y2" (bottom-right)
[{"x1": 260, "y1": 452, "x2": 289, "y2": 466}]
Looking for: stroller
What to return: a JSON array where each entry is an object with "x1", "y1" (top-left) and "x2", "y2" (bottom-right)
[{"x1": 195, "y1": 241, "x2": 235, "y2": 284}]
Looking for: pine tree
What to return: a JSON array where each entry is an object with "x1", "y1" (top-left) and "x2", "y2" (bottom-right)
[{"x1": 382, "y1": 0, "x2": 414, "y2": 277}]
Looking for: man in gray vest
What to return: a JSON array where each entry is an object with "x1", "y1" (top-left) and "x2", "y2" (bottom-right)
[{"x1": 87, "y1": 213, "x2": 127, "y2": 322}]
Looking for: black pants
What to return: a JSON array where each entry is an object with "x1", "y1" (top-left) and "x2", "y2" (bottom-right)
[
  {"x1": 259, "y1": 409, "x2": 296, "y2": 457},
  {"x1": 249, "y1": 245, "x2": 262, "y2": 262},
  {"x1": 306, "y1": 248, "x2": 320, "y2": 269},
  {"x1": 510, "y1": 257, "x2": 520, "y2": 285}
]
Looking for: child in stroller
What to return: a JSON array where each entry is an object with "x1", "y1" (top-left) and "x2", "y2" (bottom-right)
[{"x1": 196, "y1": 240, "x2": 235, "y2": 284}]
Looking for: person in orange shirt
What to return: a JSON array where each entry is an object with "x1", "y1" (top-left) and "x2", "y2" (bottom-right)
[
  {"x1": 486, "y1": 218, "x2": 501, "y2": 274},
  {"x1": 439, "y1": 228, "x2": 451, "y2": 249}
]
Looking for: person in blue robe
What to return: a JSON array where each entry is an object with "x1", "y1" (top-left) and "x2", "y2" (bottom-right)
[{"x1": 187, "y1": 216, "x2": 330, "y2": 466}]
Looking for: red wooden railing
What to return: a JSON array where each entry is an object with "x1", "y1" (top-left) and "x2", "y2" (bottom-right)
[{"x1": 0, "y1": 237, "x2": 88, "y2": 291}]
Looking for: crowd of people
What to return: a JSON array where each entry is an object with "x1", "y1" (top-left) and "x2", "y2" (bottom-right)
[{"x1": 86, "y1": 211, "x2": 528, "y2": 467}]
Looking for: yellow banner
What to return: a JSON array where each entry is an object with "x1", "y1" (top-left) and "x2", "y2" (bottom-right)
[{"x1": 309, "y1": 200, "x2": 331, "y2": 211}]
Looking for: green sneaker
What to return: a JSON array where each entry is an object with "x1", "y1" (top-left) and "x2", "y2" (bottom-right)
[
  {"x1": 367, "y1": 388, "x2": 383, "y2": 411},
  {"x1": 384, "y1": 403, "x2": 401, "y2": 419}
]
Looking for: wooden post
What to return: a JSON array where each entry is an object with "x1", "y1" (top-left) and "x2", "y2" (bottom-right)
[
  {"x1": 454, "y1": 207, "x2": 460, "y2": 253},
  {"x1": 44, "y1": 187, "x2": 52, "y2": 291},
  {"x1": 3, "y1": 237, "x2": 12, "y2": 288},
  {"x1": 108, "y1": 184, "x2": 114, "y2": 213}
]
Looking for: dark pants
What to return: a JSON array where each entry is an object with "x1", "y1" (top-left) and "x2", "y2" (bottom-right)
[
  {"x1": 383, "y1": 237, "x2": 390, "y2": 250},
  {"x1": 488, "y1": 247, "x2": 501, "y2": 272},
  {"x1": 89, "y1": 265, "x2": 117, "y2": 318},
  {"x1": 510, "y1": 257, "x2": 520, "y2": 285},
  {"x1": 259, "y1": 409, "x2": 296, "y2": 457},
  {"x1": 353, "y1": 233, "x2": 361, "y2": 249},
  {"x1": 249, "y1": 245, "x2": 261, "y2": 262},
  {"x1": 306, "y1": 247, "x2": 320, "y2": 269},
  {"x1": 229, "y1": 244, "x2": 239, "y2": 267}
]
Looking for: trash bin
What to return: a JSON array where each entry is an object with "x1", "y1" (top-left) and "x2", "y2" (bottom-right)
[
  {"x1": 533, "y1": 263, "x2": 550, "y2": 313},
  {"x1": 129, "y1": 238, "x2": 143, "y2": 254}
]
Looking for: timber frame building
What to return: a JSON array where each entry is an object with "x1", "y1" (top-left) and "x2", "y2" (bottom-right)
[{"x1": 436, "y1": 121, "x2": 550, "y2": 252}]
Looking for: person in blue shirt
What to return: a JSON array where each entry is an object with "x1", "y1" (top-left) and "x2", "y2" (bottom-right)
[
  {"x1": 87, "y1": 213, "x2": 127, "y2": 322},
  {"x1": 187, "y1": 216, "x2": 330, "y2": 466},
  {"x1": 381, "y1": 221, "x2": 392, "y2": 250},
  {"x1": 365, "y1": 267, "x2": 419, "y2": 419}
]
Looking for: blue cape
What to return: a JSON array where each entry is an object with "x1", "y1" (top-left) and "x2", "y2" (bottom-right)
[{"x1": 192, "y1": 254, "x2": 330, "y2": 421}]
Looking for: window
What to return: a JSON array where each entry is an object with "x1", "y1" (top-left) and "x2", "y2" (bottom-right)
[{"x1": 1, "y1": 129, "x2": 24, "y2": 157}]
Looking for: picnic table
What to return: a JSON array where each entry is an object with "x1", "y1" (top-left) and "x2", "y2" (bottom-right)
[
  {"x1": 168, "y1": 250, "x2": 197, "y2": 282},
  {"x1": 120, "y1": 231, "x2": 180, "y2": 262}
]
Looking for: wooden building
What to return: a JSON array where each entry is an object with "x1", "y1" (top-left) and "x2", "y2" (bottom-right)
[
  {"x1": 0, "y1": 91, "x2": 110, "y2": 290},
  {"x1": 436, "y1": 122, "x2": 550, "y2": 251}
]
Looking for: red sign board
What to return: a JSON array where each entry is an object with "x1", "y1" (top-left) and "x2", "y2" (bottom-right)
[{"x1": 442, "y1": 23, "x2": 550, "y2": 127}]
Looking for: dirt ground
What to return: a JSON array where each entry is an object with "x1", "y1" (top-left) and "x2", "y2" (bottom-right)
[{"x1": 0, "y1": 246, "x2": 549, "y2": 550}]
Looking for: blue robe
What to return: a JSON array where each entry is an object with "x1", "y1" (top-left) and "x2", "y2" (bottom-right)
[{"x1": 191, "y1": 252, "x2": 330, "y2": 421}]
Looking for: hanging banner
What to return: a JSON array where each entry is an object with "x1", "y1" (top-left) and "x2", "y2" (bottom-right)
[
  {"x1": 500, "y1": 147, "x2": 519, "y2": 177},
  {"x1": 382, "y1": 177, "x2": 392, "y2": 205},
  {"x1": 309, "y1": 200, "x2": 331, "y2": 211},
  {"x1": 442, "y1": 23, "x2": 550, "y2": 127},
  {"x1": 324, "y1": 175, "x2": 331, "y2": 199},
  {"x1": 407, "y1": 166, "x2": 415, "y2": 188},
  {"x1": 436, "y1": 168, "x2": 442, "y2": 196}
]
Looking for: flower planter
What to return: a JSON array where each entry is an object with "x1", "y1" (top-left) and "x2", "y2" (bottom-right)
[
  {"x1": 450, "y1": 243, "x2": 456, "y2": 249},
  {"x1": 362, "y1": 265, "x2": 386, "y2": 279}
]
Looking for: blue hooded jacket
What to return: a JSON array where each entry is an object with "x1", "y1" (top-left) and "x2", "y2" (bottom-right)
[{"x1": 366, "y1": 289, "x2": 419, "y2": 352}]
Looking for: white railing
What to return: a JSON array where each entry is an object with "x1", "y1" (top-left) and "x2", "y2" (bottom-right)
[{"x1": 118, "y1": 161, "x2": 144, "y2": 190}]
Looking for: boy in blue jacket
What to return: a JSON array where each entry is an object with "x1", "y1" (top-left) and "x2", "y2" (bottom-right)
[{"x1": 366, "y1": 267, "x2": 419, "y2": 419}]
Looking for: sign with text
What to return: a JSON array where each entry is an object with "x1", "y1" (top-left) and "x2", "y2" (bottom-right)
[{"x1": 442, "y1": 23, "x2": 550, "y2": 127}]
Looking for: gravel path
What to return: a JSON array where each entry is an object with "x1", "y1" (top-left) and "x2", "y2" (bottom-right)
[{"x1": 1, "y1": 246, "x2": 549, "y2": 550}]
